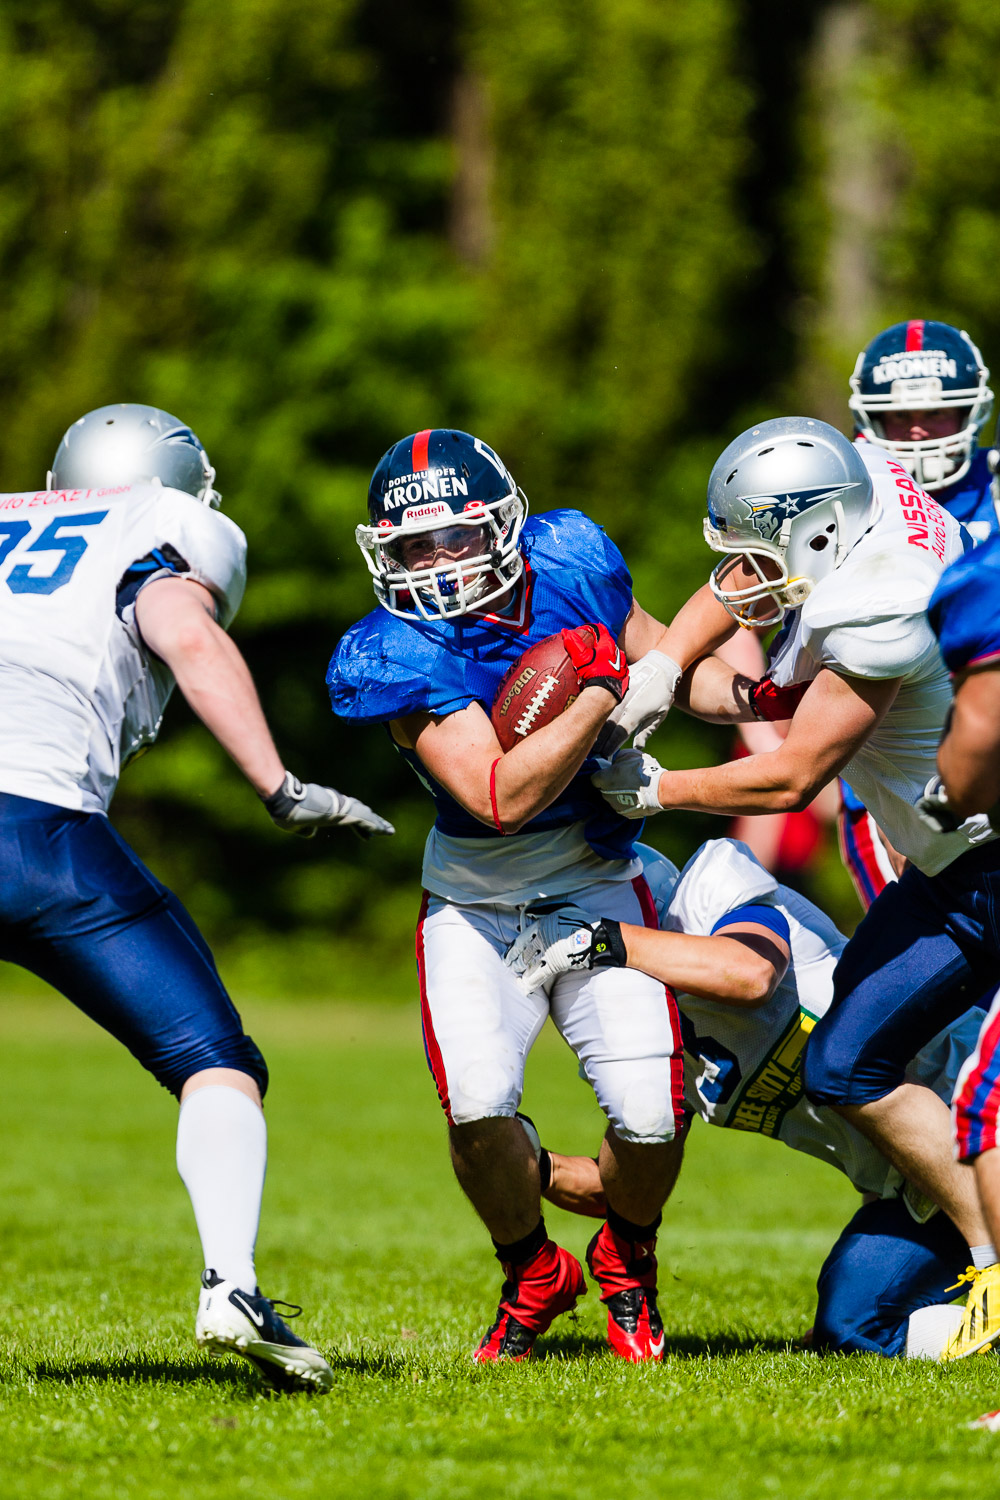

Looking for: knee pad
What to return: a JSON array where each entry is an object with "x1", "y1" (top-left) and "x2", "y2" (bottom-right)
[
  {"x1": 602, "y1": 1070, "x2": 677, "y2": 1145},
  {"x1": 449, "y1": 1054, "x2": 520, "y2": 1126}
]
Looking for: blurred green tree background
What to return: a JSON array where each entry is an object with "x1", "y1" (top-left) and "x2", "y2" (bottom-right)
[{"x1": 1, "y1": 0, "x2": 997, "y2": 992}]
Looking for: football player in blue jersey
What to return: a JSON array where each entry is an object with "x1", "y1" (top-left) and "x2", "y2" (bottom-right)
[
  {"x1": 840, "y1": 319, "x2": 997, "y2": 911},
  {"x1": 849, "y1": 318, "x2": 995, "y2": 536},
  {"x1": 328, "y1": 428, "x2": 688, "y2": 1362},
  {"x1": 912, "y1": 537, "x2": 1000, "y2": 1359},
  {"x1": 0, "y1": 403, "x2": 392, "y2": 1392}
]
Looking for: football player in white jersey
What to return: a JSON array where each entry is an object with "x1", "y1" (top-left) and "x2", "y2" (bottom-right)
[
  {"x1": 507, "y1": 840, "x2": 982, "y2": 1358},
  {"x1": 590, "y1": 417, "x2": 1000, "y2": 1293},
  {"x1": 0, "y1": 403, "x2": 392, "y2": 1392}
]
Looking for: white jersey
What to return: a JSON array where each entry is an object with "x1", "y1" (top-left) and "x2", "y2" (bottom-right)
[
  {"x1": 641, "y1": 839, "x2": 981, "y2": 1198},
  {"x1": 0, "y1": 483, "x2": 246, "y2": 813},
  {"x1": 767, "y1": 444, "x2": 994, "y2": 875}
]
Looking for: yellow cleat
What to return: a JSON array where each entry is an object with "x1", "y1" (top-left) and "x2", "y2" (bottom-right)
[{"x1": 942, "y1": 1265, "x2": 1000, "y2": 1361}]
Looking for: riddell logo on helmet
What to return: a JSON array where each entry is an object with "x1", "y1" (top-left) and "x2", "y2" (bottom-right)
[
  {"x1": 383, "y1": 471, "x2": 470, "y2": 510},
  {"x1": 401, "y1": 501, "x2": 451, "y2": 526},
  {"x1": 872, "y1": 354, "x2": 958, "y2": 384}
]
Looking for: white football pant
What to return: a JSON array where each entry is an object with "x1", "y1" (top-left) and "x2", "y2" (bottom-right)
[{"x1": 415, "y1": 875, "x2": 684, "y2": 1144}]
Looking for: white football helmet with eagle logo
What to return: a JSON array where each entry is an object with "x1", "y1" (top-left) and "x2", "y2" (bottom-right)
[{"x1": 703, "y1": 417, "x2": 879, "y2": 626}]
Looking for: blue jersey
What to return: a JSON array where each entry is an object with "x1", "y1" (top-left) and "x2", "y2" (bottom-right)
[
  {"x1": 328, "y1": 510, "x2": 638, "y2": 861},
  {"x1": 936, "y1": 448, "x2": 997, "y2": 541},
  {"x1": 928, "y1": 530, "x2": 1000, "y2": 675}
]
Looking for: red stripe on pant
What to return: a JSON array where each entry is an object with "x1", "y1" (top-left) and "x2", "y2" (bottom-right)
[
  {"x1": 837, "y1": 802, "x2": 889, "y2": 912},
  {"x1": 955, "y1": 1005, "x2": 1000, "y2": 1160},
  {"x1": 415, "y1": 891, "x2": 454, "y2": 1124},
  {"x1": 631, "y1": 874, "x2": 687, "y2": 1130}
]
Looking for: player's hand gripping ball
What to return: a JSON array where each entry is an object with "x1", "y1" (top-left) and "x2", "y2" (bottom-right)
[{"x1": 490, "y1": 624, "x2": 628, "y2": 752}]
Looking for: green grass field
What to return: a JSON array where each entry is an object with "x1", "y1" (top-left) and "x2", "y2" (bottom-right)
[{"x1": 2, "y1": 982, "x2": 1000, "y2": 1500}]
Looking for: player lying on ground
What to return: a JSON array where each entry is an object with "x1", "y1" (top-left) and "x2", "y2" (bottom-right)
[
  {"x1": 903, "y1": 529, "x2": 1000, "y2": 1358},
  {"x1": 840, "y1": 318, "x2": 995, "y2": 910},
  {"x1": 589, "y1": 416, "x2": 1000, "y2": 1361},
  {"x1": 0, "y1": 404, "x2": 392, "y2": 1392},
  {"x1": 328, "y1": 427, "x2": 691, "y2": 1362},
  {"x1": 507, "y1": 838, "x2": 982, "y2": 1358}
]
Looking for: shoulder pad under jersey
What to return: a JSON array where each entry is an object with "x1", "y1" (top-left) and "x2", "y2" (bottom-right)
[
  {"x1": 799, "y1": 542, "x2": 940, "y2": 679},
  {"x1": 665, "y1": 839, "x2": 778, "y2": 937},
  {"x1": 148, "y1": 489, "x2": 247, "y2": 627},
  {"x1": 327, "y1": 609, "x2": 476, "y2": 723}
]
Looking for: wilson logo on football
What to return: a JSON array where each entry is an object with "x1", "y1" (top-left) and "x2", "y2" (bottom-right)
[{"x1": 494, "y1": 666, "x2": 539, "y2": 720}]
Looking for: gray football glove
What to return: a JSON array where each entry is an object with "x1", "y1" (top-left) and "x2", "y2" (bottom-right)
[
  {"x1": 593, "y1": 650, "x2": 681, "y2": 757},
  {"x1": 590, "y1": 748, "x2": 666, "y2": 819},
  {"x1": 506, "y1": 907, "x2": 627, "y2": 994},
  {"x1": 914, "y1": 774, "x2": 960, "y2": 835},
  {"x1": 262, "y1": 772, "x2": 395, "y2": 839}
]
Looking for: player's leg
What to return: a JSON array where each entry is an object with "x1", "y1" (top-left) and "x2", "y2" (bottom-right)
[
  {"x1": 836, "y1": 789, "x2": 894, "y2": 913},
  {"x1": 813, "y1": 1198, "x2": 968, "y2": 1357},
  {"x1": 416, "y1": 895, "x2": 585, "y2": 1360},
  {"x1": 802, "y1": 860, "x2": 993, "y2": 1251},
  {"x1": 0, "y1": 799, "x2": 331, "y2": 1391},
  {"x1": 944, "y1": 990, "x2": 1000, "y2": 1358},
  {"x1": 551, "y1": 874, "x2": 686, "y2": 1361}
]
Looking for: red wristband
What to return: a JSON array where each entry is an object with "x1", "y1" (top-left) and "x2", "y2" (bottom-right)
[{"x1": 489, "y1": 757, "x2": 506, "y2": 835}]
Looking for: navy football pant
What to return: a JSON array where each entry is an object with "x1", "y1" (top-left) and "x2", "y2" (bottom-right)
[
  {"x1": 804, "y1": 840, "x2": 1000, "y2": 1106},
  {"x1": 0, "y1": 793, "x2": 267, "y2": 1099},
  {"x1": 813, "y1": 1198, "x2": 967, "y2": 1357}
]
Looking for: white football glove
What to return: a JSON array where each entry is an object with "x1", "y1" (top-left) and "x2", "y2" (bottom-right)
[
  {"x1": 590, "y1": 748, "x2": 666, "y2": 819},
  {"x1": 506, "y1": 907, "x2": 627, "y2": 994},
  {"x1": 592, "y1": 650, "x2": 681, "y2": 757},
  {"x1": 263, "y1": 772, "x2": 395, "y2": 839}
]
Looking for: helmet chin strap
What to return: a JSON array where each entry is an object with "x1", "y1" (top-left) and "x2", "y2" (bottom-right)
[{"x1": 832, "y1": 498, "x2": 849, "y2": 567}]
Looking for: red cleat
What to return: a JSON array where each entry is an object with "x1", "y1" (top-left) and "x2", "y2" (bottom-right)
[
  {"x1": 473, "y1": 1239, "x2": 586, "y2": 1363},
  {"x1": 587, "y1": 1220, "x2": 664, "y2": 1362}
]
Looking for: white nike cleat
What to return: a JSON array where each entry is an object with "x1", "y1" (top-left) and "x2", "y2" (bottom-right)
[{"x1": 196, "y1": 1270, "x2": 334, "y2": 1393}]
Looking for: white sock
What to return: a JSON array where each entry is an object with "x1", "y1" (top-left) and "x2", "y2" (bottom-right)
[
  {"x1": 971, "y1": 1243, "x2": 998, "y2": 1271},
  {"x1": 176, "y1": 1085, "x2": 266, "y2": 1294}
]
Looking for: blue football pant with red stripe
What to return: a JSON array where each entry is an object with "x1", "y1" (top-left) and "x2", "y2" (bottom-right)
[
  {"x1": 804, "y1": 840, "x2": 1000, "y2": 1107},
  {"x1": 954, "y1": 985, "x2": 1000, "y2": 1161},
  {"x1": 0, "y1": 793, "x2": 268, "y2": 1098},
  {"x1": 836, "y1": 791, "x2": 894, "y2": 913},
  {"x1": 813, "y1": 1198, "x2": 968, "y2": 1356}
]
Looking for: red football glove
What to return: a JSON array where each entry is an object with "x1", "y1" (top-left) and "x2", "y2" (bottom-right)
[
  {"x1": 561, "y1": 623, "x2": 630, "y2": 704},
  {"x1": 747, "y1": 676, "x2": 808, "y2": 722}
]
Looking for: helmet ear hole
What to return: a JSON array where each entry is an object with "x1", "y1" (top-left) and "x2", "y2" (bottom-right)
[{"x1": 809, "y1": 535, "x2": 829, "y2": 552}]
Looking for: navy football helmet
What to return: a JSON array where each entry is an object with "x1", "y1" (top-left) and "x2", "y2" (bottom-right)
[
  {"x1": 848, "y1": 319, "x2": 992, "y2": 491},
  {"x1": 356, "y1": 429, "x2": 528, "y2": 620},
  {"x1": 48, "y1": 403, "x2": 221, "y2": 506}
]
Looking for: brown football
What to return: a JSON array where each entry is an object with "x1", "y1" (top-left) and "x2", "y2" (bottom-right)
[{"x1": 490, "y1": 632, "x2": 583, "y2": 752}]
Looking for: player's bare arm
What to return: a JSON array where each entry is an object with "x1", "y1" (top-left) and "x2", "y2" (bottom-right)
[
  {"x1": 937, "y1": 666, "x2": 1000, "y2": 820},
  {"x1": 136, "y1": 575, "x2": 286, "y2": 796},
  {"x1": 137, "y1": 575, "x2": 392, "y2": 836},
  {"x1": 508, "y1": 908, "x2": 788, "y2": 1007},
  {"x1": 616, "y1": 920, "x2": 789, "y2": 1005},
  {"x1": 596, "y1": 668, "x2": 900, "y2": 818},
  {"x1": 393, "y1": 686, "x2": 616, "y2": 834}
]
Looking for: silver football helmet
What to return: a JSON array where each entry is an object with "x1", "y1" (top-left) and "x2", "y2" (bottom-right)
[
  {"x1": 48, "y1": 404, "x2": 221, "y2": 507},
  {"x1": 704, "y1": 417, "x2": 879, "y2": 627}
]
